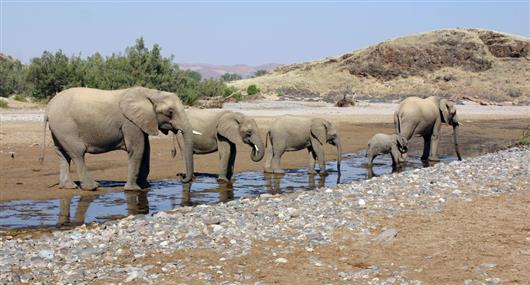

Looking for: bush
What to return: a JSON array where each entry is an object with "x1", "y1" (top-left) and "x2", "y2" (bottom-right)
[
  {"x1": 2, "y1": 37, "x2": 236, "y2": 105},
  {"x1": 247, "y1": 84, "x2": 260, "y2": 95},
  {"x1": 12, "y1": 94, "x2": 27, "y2": 102},
  {"x1": 517, "y1": 126, "x2": 530, "y2": 145},
  {"x1": 221, "y1": 73, "x2": 242, "y2": 82},
  {"x1": 0, "y1": 99, "x2": 8, "y2": 108},
  {"x1": 223, "y1": 86, "x2": 242, "y2": 101},
  {"x1": 0, "y1": 57, "x2": 29, "y2": 98},
  {"x1": 253, "y1": 69, "x2": 267, "y2": 77}
]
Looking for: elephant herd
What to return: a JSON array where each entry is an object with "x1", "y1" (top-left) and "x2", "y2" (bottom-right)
[{"x1": 41, "y1": 87, "x2": 461, "y2": 192}]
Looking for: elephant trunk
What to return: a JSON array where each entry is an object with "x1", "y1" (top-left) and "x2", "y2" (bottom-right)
[
  {"x1": 335, "y1": 136, "x2": 342, "y2": 174},
  {"x1": 249, "y1": 134, "x2": 265, "y2": 162},
  {"x1": 453, "y1": 124, "x2": 462, "y2": 161},
  {"x1": 181, "y1": 124, "x2": 195, "y2": 182}
]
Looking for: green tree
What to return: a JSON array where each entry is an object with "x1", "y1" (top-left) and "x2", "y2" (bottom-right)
[
  {"x1": 221, "y1": 72, "x2": 242, "y2": 82},
  {"x1": 253, "y1": 69, "x2": 267, "y2": 77},
  {"x1": 26, "y1": 50, "x2": 78, "y2": 99},
  {"x1": 0, "y1": 57, "x2": 29, "y2": 97}
]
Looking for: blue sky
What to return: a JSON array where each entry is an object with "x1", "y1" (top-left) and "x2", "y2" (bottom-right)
[{"x1": 1, "y1": 1, "x2": 529, "y2": 65}]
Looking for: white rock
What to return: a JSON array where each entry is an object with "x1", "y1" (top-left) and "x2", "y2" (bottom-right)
[
  {"x1": 274, "y1": 257, "x2": 288, "y2": 264},
  {"x1": 358, "y1": 199, "x2": 366, "y2": 207}
]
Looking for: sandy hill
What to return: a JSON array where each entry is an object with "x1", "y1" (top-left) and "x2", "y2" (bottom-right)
[
  {"x1": 231, "y1": 29, "x2": 530, "y2": 104},
  {"x1": 178, "y1": 63, "x2": 282, "y2": 79}
]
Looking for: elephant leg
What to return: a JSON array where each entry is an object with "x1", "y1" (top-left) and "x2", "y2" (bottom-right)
[
  {"x1": 218, "y1": 139, "x2": 236, "y2": 182},
  {"x1": 264, "y1": 134, "x2": 274, "y2": 173},
  {"x1": 428, "y1": 120, "x2": 442, "y2": 161},
  {"x1": 70, "y1": 152, "x2": 98, "y2": 191},
  {"x1": 57, "y1": 136, "x2": 97, "y2": 190},
  {"x1": 367, "y1": 150, "x2": 375, "y2": 168},
  {"x1": 123, "y1": 126, "x2": 146, "y2": 190},
  {"x1": 310, "y1": 139, "x2": 327, "y2": 175},
  {"x1": 307, "y1": 147, "x2": 317, "y2": 174},
  {"x1": 137, "y1": 134, "x2": 151, "y2": 188},
  {"x1": 421, "y1": 135, "x2": 431, "y2": 161},
  {"x1": 53, "y1": 143, "x2": 77, "y2": 189},
  {"x1": 271, "y1": 140, "x2": 286, "y2": 174},
  {"x1": 390, "y1": 146, "x2": 401, "y2": 168}
]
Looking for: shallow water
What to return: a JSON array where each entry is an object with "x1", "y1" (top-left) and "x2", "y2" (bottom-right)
[{"x1": 0, "y1": 138, "x2": 506, "y2": 230}]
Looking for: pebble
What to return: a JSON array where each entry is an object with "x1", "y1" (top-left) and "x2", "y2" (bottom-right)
[{"x1": 0, "y1": 147, "x2": 528, "y2": 284}]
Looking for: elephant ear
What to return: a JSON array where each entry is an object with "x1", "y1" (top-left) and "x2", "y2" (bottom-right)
[
  {"x1": 119, "y1": 88, "x2": 159, "y2": 136},
  {"x1": 217, "y1": 112, "x2": 243, "y2": 143},
  {"x1": 439, "y1": 99, "x2": 450, "y2": 124},
  {"x1": 310, "y1": 118, "x2": 330, "y2": 145}
]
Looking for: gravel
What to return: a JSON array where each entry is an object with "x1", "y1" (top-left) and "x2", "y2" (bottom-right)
[{"x1": 0, "y1": 147, "x2": 528, "y2": 284}]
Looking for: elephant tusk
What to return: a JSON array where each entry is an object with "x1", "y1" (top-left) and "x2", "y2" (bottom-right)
[
  {"x1": 192, "y1": 130, "x2": 202, "y2": 135},
  {"x1": 254, "y1": 145, "x2": 259, "y2": 152}
]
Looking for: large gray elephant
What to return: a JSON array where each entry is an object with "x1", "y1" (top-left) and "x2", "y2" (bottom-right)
[
  {"x1": 174, "y1": 110, "x2": 265, "y2": 182},
  {"x1": 42, "y1": 87, "x2": 194, "y2": 190},
  {"x1": 264, "y1": 116, "x2": 342, "y2": 175},
  {"x1": 394, "y1": 96, "x2": 462, "y2": 162}
]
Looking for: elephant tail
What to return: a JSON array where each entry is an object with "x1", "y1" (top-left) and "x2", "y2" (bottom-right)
[{"x1": 38, "y1": 114, "x2": 48, "y2": 165}]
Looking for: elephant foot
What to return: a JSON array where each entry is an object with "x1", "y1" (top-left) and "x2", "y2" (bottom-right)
[
  {"x1": 272, "y1": 168, "x2": 285, "y2": 174},
  {"x1": 80, "y1": 181, "x2": 98, "y2": 191},
  {"x1": 124, "y1": 183, "x2": 142, "y2": 191},
  {"x1": 59, "y1": 181, "x2": 78, "y2": 189},
  {"x1": 217, "y1": 176, "x2": 231, "y2": 183},
  {"x1": 428, "y1": 156, "x2": 440, "y2": 162},
  {"x1": 263, "y1": 167, "x2": 274, "y2": 173}
]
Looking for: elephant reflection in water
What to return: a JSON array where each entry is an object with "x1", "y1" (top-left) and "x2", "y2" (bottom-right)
[
  {"x1": 57, "y1": 195, "x2": 97, "y2": 226},
  {"x1": 265, "y1": 173, "x2": 327, "y2": 194},
  {"x1": 125, "y1": 191, "x2": 149, "y2": 215},
  {"x1": 181, "y1": 182, "x2": 234, "y2": 207},
  {"x1": 57, "y1": 191, "x2": 149, "y2": 226}
]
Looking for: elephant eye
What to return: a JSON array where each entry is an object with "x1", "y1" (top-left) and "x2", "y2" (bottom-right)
[{"x1": 165, "y1": 109, "x2": 173, "y2": 117}]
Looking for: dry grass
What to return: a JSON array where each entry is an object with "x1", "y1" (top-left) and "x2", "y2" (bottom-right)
[{"x1": 231, "y1": 29, "x2": 530, "y2": 104}]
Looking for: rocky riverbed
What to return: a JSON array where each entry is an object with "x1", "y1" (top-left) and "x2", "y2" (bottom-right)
[{"x1": 1, "y1": 147, "x2": 529, "y2": 284}]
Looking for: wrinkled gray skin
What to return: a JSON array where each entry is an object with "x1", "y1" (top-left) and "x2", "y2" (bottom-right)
[
  {"x1": 43, "y1": 87, "x2": 194, "y2": 191},
  {"x1": 366, "y1": 133, "x2": 408, "y2": 168},
  {"x1": 174, "y1": 110, "x2": 265, "y2": 182},
  {"x1": 394, "y1": 96, "x2": 461, "y2": 161},
  {"x1": 264, "y1": 116, "x2": 342, "y2": 175}
]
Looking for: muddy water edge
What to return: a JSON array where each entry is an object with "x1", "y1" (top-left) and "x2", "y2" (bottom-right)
[{"x1": 0, "y1": 119, "x2": 527, "y2": 233}]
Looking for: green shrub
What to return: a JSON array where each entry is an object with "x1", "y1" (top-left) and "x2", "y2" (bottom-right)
[
  {"x1": 0, "y1": 57, "x2": 29, "y2": 98},
  {"x1": 247, "y1": 84, "x2": 260, "y2": 95},
  {"x1": 0, "y1": 100, "x2": 8, "y2": 108},
  {"x1": 253, "y1": 69, "x2": 267, "y2": 77},
  {"x1": 517, "y1": 127, "x2": 530, "y2": 145},
  {"x1": 223, "y1": 86, "x2": 242, "y2": 101},
  {"x1": 221, "y1": 73, "x2": 242, "y2": 82},
  {"x1": 12, "y1": 94, "x2": 27, "y2": 102},
  {"x1": 1, "y1": 37, "x2": 237, "y2": 106}
]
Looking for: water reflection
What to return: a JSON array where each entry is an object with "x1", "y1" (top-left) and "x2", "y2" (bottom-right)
[
  {"x1": 181, "y1": 182, "x2": 234, "y2": 206},
  {"x1": 0, "y1": 135, "x2": 508, "y2": 230},
  {"x1": 57, "y1": 195, "x2": 97, "y2": 226}
]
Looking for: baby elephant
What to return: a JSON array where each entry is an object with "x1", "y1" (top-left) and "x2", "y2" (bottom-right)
[
  {"x1": 264, "y1": 116, "x2": 342, "y2": 175},
  {"x1": 367, "y1": 134, "x2": 408, "y2": 168}
]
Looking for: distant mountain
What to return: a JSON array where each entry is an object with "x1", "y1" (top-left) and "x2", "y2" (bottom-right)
[
  {"x1": 232, "y1": 29, "x2": 530, "y2": 104},
  {"x1": 177, "y1": 63, "x2": 283, "y2": 79}
]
